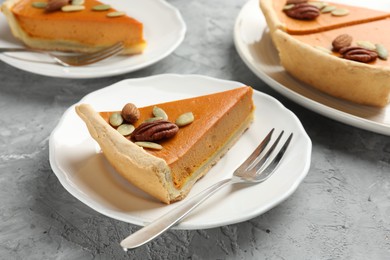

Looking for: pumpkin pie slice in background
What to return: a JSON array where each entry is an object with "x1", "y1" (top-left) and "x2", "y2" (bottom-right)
[
  {"x1": 1, "y1": 0, "x2": 146, "y2": 54},
  {"x1": 260, "y1": 0, "x2": 390, "y2": 107}
]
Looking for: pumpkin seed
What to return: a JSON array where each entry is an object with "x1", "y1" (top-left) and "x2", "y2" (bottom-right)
[
  {"x1": 356, "y1": 40, "x2": 376, "y2": 51},
  {"x1": 71, "y1": 0, "x2": 84, "y2": 5},
  {"x1": 92, "y1": 4, "x2": 111, "y2": 11},
  {"x1": 321, "y1": 5, "x2": 336, "y2": 13},
  {"x1": 376, "y1": 44, "x2": 388, "y2": 60},
  {"x1": 331, "y1": 8, "x2": 349, "y2": 17},
  {"x1": 314, "y1": 45, "x2": 332, "y2": 54},
  {"x1": 107, "y1": 11, "x2": 125, "y2": 17},
  {"x1": 61, "y1": 4, "x2": 85, "y2": 12},
  {"x1": 109, "y1": 112, "x2": 123, "y2": 127},
  {"x1": 117, "y1": 124, "x2": 135, "y2": 136},
  {"x1": 175, "y1": 112, "x2": 194, "y2": 127},
  {"x1": 32, "y1": 2, "x2": 47, "y2": 8},
  {"x1": 308, "y1": 1, "x2": 326, "y2": 10},
  {"x1": 152, "y1": 106, "x2": 168, "y2": 120},
  {"x1": 282, "y1": 4, "x2": 295, "y2": 11},
  {"x1": 143, "y1": 117, "x2": 163, "y2": 123},
  {"x1": 135, "y1": 141, "x2": 163, "y2": 150}
]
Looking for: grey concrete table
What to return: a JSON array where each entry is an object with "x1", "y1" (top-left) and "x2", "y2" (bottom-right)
[{"x1": 1, "y1": 0, "x2": 389, "y2": 259}]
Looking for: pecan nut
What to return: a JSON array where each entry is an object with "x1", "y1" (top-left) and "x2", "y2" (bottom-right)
[
  {"x1": 284, "y1": 3, "x2": 320, "y2": 20},
  {"x1": 131, "y1": 120, "x2": 179, "y2": 142},
  {"x1": 340, "y1": 46, "x2": 378, "y2": 63},
  {"x1": 332, "y1": 34, "x2": 353, "y2": 51},
  {"x1": 45, "y1": 0, "x2": 70, "y2": 12}
]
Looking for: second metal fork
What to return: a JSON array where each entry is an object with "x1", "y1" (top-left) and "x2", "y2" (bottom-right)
[
  {"x1": 120, "y1": 128, "x2": 293, "y2": 250},
  {"x1": 0, "y1": 42, "x2": 124, "y2": 66}
]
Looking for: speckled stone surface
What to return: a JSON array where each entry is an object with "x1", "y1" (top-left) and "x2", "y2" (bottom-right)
[{"x1": 1, "y1": 0, "x2": 389, "y2": 259}]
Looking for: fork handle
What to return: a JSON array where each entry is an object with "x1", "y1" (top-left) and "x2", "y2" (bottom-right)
[
  {"x1": 120, "y1": 178, "x2": 232, "y2": 250},
  {"x1": 0, "y1": 47, "x2": 33, "y2": 53}
]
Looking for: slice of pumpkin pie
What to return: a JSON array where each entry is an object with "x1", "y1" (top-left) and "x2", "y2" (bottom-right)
[
  {"x1": 1, "y1": 0, "x2": 146, "y2": 54},
  {"x1": 260, "y1": 0, "x2": 390, "y2": 107},
  {"x1": 76, "y1": 86, "x2": 255, "y2": 204}
]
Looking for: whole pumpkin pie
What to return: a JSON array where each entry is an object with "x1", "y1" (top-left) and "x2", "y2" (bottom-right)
[
  {"x1": 1, "y1": 0, "x2": 146, "y2": 54},
  {"x1": 76, "y1": 86, "x2": 255, "y2": 204},
  {"x1": 260, "y1": 0, "x2": 390, "y2": 107}
]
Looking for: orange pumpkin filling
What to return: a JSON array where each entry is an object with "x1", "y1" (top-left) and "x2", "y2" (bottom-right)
[{"x1": 99, "y1": 86, "x2": 254, "y2": 189}]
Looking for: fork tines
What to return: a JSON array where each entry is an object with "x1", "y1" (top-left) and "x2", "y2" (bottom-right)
[
  {"x1": 53, "y1": 42, "x2": 125, "y2": 66},
  {"x1": 73, "y1": 42, "x2": 124, "y2": 65},
  {"x1": 237, "y1": 128, "x2": 293, "y2": 181}
]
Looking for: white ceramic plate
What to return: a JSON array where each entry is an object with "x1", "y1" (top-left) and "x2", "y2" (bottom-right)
[
  {"x1": 234, "y1": 0, "x2": 390, "y2": 136},
  {"x1": 49, "y1": 74, "x2": 311, "y2": 229},
  {"x1": 0, "y1": 0, "x2": 186, "y2": 78}
]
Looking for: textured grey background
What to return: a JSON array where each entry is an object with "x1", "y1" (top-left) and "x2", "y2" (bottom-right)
[{"x1": 1, "y1": 0, "x2": 389, "y2": 259}]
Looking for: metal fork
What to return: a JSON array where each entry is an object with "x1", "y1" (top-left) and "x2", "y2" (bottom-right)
[
  {"x1": 120, "y1": 128, "x2": 293, "y2": 250},
  {"x1": 0, "y1": 42, "x2": 124, "y2": 66}
]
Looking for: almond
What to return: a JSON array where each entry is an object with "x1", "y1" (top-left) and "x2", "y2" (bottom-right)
[
  {"x1": 45, "y1": 0, "x2": 70, "y2": 12},
  {"x1": 332, "y1": 34, "x2": 352, "y2": 51},
  {"x1": 121, "y1": 103, "x2": 140, "y2": 124}
]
